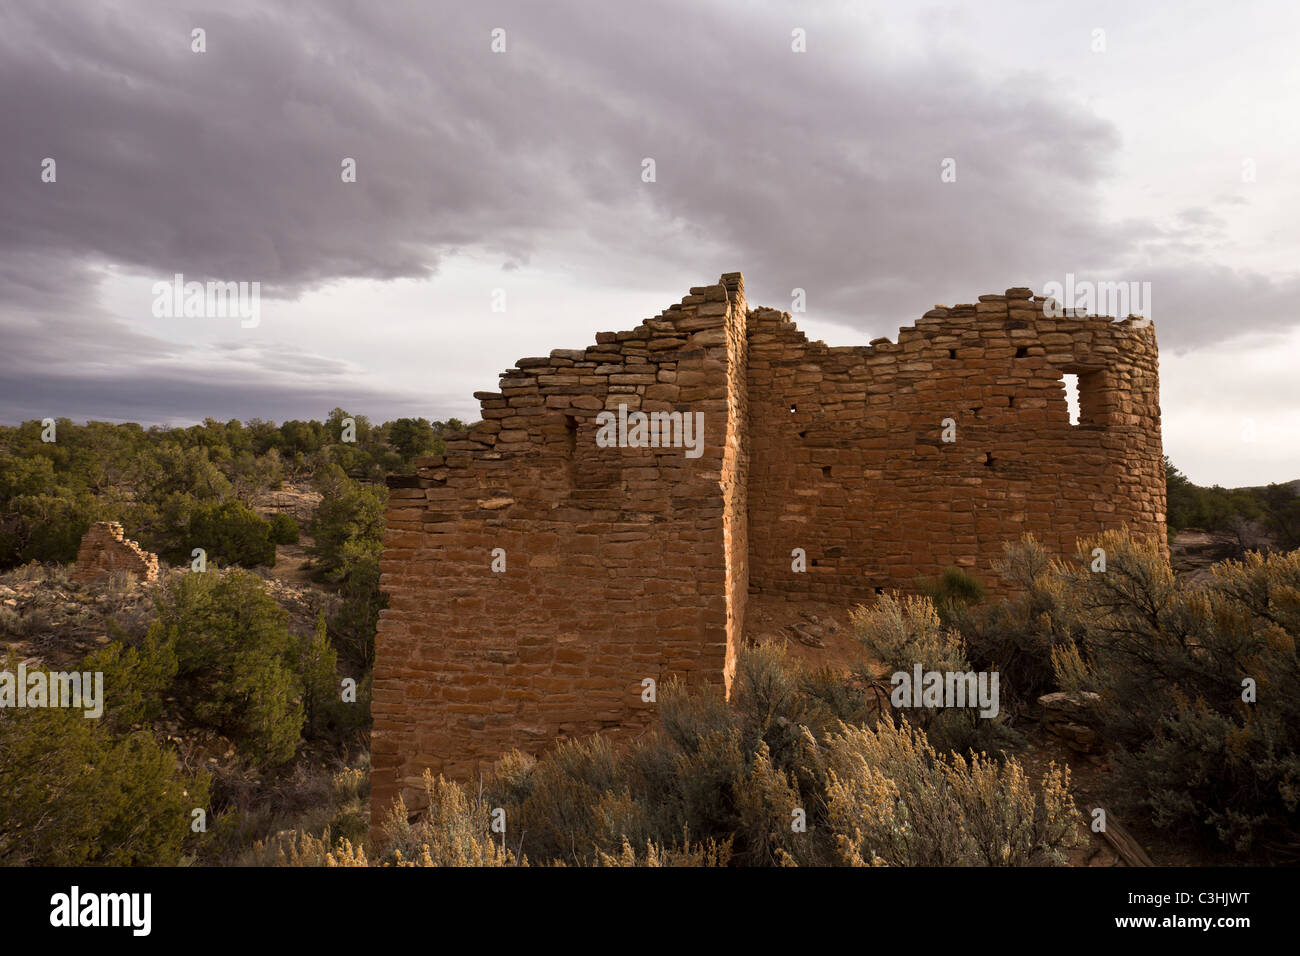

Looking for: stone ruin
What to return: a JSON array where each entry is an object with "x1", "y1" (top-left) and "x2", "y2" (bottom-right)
[
  {"x1": 72, "y1": 521, "x2": 159, "y2": 584},
  {"x1": 370, "y1": 272, "x2": 1165, "y2": 823}
]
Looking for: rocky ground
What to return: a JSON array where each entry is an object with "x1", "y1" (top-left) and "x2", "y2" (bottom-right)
[
  {"x1": 742, "y1": 594, "x2": 862, "y2": 669},
  {"x1": 1170, "y1": 528, "x2": 1251, "y2": 584},
  {"x1": 0, "y1": 565, "x2": 152, "y2": 670},
  {"x1": 0, "y1": 554, "x2": 334, "y2": 671},
  {"x1": 1, "y1": 480, "x2": 330, "y2": 662},
  {"x1": 0, "y1": 560, "x2": 335, "y2": 784},
  {"x1": 253, "y1": 482, "x2": 324, "y2": 588}
]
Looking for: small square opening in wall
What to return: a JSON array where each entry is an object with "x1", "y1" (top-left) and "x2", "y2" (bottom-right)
[
  {"x1": 1058, "y1": 367, "x2": 1108, "y2": 426},
  {"x1": 1062, "y1": 373, "x2": 1080, "y2": 425}
]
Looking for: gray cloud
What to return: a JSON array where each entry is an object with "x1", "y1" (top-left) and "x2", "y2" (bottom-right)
[
  {"x1": 1, "y1": 0, "x2": 1298, "y2": 426},
  {"x1": 0, "y1": 363, "x2": 448, "y2": 427}
]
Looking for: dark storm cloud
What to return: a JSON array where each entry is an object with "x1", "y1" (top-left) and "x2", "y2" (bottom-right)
[
  {"x1": 0, "y1": 361, "x2": 451, "y2": 428},
  {"x1": 0, "y1": 251, "x2": 177, "y2": 367},
  {"x1": 1, "y1": 0, "x2": 1296, "y2": 423}
]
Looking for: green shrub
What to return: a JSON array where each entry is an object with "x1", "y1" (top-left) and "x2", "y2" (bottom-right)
[
  {"x1": 0, "y1": 454, "x2": 56, "y2": 499},
  {"x1": 496, "y1": 735, "x2": 629, "y2": 863},
  {"x1": 1258, "y1": 482, "x2": 1300, "y2": 550},
  {"x1": 732, "y1": 740, "x2": 817, "y2": 866},
  {"x1": 0, "y1": 704, "x2": 209, "y2": 866},
  {"x1": 150, "y1": 569, "x2": 304, "y2": 766},
  {"x1": 307, "y1": 465, "x2": 386, "y2": 582},
  {"x1": 226, "y1": 764, "x2": 371, "y2": 867},
  {"x1": 228, "y1": 449, "x2": 284, "y2": 500},
  {"x1": 852, "y1": 593, "x2": 1020, "y2": 757},
  {"x1": 1164, "y1": 457, "x2": 1298, "y2": 551},
  {"x1": 185, "y1": 500, "x2": 276, "y2": 567},
  {"x1": 81, "y1": 622, "x2": 178, "y2": 733},
  {"x1": 268, "y1": 512, "x2": 300, "y2": 545},
  {"x1": 379, "y1": 771, "x2": 519, "y2": 867},
  {"x1": 0, "y1": 413, "x2": 426, "y2": 574},
  {"x1": 1057, "y1": 530, "x2": 1300, "y2": 858},
  {"x1": 328, "y1": 551, "x2": 385, "y2": 672},
  {"x1": 301, "y1": 613, "x2": 340, "y2": 738},
  {"x1": 384, "y1": 417, "x2": 443, "y2": 463},
  {"x1": 914, "y1": 565, "x2": 986, "y2": 627},
  {"x1": 0, "y1": 492, "x2": 96, "y2": 566},
  {"x1": 824, "y1": 716, "x2": 1079, "y2": 866},
  {"x1": 464, "y1": 643, "x2": 1063, "y2": 867},
  {"x1": 596, "y1": 835, "x2": 731, "y2": 867},
  {"x1": 955, "y1": 535, "x2": 1088, "y2": 708}
]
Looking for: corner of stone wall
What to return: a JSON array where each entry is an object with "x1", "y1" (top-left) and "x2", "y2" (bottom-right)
[{"x1": 718, "y1": 272, "x2": 749, "y2": 695}]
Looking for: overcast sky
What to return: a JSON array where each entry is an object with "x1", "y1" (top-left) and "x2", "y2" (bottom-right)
[{"x1": 2, "y1": 0, "x2": 1298, "y2": 486}]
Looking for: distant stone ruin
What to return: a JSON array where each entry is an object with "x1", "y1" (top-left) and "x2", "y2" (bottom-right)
[
  {"x1": 369, "y1": 272, "x2": 1165, "y2": 824},
  {"x1": 73, "y1": 521, "x2": 159, "y2": 584}
]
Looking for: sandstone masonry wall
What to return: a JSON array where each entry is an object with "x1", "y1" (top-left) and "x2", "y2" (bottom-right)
[
  {"x1": 746, "y1": 289, "x2": 1165, "y2": 602},
  {"x1": 72, "y1": 521, "x2": 159, "y2": 583},
  {"x1": 370, "y1": 275, "x2": 1165, "y2": 827},
  {"x1": 371, "y1": 276, "x2": 750, "y2": 817}
]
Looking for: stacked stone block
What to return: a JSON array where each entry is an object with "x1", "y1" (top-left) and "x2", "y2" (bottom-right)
[{"x1": 72, "y1": 521, "x2": 159, "y2": 583}]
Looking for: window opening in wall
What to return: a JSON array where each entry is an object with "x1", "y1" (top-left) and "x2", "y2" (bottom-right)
[
  {"x1": 948, "y1": 349, "x2": 957, "y2": 359},
  {"x1": 1062, "y1": 373, "x2": 1080, "y2": 425},
  {"x1": 789, "y1": 403, "x2": 797, "y2": 414},
  {"x1": 1015, "y1": 346, "x2": 1029, "y2": 358},
  {"x1": 822, "y1": 465, "x2": 832, "y2": 478}
]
